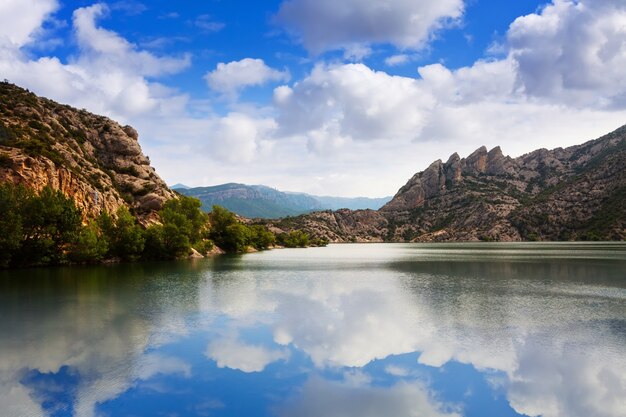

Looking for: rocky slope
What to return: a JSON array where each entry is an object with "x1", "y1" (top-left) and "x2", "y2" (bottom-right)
[
  {"x1": 0, "y1": 82, "x2": 175, "y2": 223},
  {"x1": 272, "y1": 126, "x2": 626, "y2": 242}
]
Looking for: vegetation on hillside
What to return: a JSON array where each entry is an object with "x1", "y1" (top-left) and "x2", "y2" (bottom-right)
[{"x1": 0, "y1": 183, "x2": 325, "y2": 268}]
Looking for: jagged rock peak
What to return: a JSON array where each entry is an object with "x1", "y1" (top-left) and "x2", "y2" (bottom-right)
[
  {"x1": 445, "y1": 152, "x2": 460, "y2": 164},
  {"x1": 464, "y1": 145, "x2": 488, "y2": 174}
]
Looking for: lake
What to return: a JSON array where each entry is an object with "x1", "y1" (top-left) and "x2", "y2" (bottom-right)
[{"x1": 1, "y1": 243, "x2": 625, "y2": 417}]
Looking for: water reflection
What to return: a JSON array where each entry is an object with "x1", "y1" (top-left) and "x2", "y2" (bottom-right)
[{"x1": 0, "y1": 243, "x2": 624, "y2": 417}]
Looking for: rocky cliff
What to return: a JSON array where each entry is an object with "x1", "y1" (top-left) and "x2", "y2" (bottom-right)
[
  {"x1": 271, "y1": 126, "x2": 626, "y2": 242},
  {"x1": 0, "y1": 82, "x2": 175, "y2": 224}
]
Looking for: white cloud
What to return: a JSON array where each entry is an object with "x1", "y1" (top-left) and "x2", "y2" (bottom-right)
[
  {"x1": 206, "y1": 113, "x2": 277, "y2": 163},
  {"x1": 385, "y1": 54, "x2": 410, "y2": 66},
  {"x1": 508, "y1": 333, "x2": 626, "y2": 417},
  {"x1": 206, "y1": 335, "x2": 289, "y2": 373},
  {"x1": 135, "y1": 354, "x2": 191, "y2": 380},
  {"x1": 275, "y1": 0, "x2": 464, "y2": 54},
  {"x1": 73, "y1": 4, "x2": 191, "y2": 78},
  {"x1": 273, "y1": 63, "x2": 434, "y2": 146},
  {"x1": 507, "y1": 0, "x2": 626, "y2": 108},
  {"x1": 279, "y1": 377, "x2": 460, "y2": 417},
  {"x1": 0, "y1": 0, "x2": 58, "y2": 48},
  {"x1": 205, "y1": 58, "x2": 289, "y2": 97},
  {"x1": 0, "y1": 3, "x2": 190, "y2": 122},
  {"x1": 194, "y1": 14, "x2": 225, "y2": 33}
]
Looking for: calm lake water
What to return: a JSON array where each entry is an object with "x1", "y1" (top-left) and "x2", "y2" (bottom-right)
[{"x1": 1, "y1": 243, "x2": 625, "y2": 417}]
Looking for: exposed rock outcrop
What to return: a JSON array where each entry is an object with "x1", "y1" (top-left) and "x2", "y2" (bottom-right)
[{"x1": 0, "y1": 82, "x2": 175, "y2": 223}]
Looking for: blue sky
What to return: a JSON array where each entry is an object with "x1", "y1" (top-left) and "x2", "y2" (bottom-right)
[{"x1": 1, "y1": 0, "x2": 626, "y2": 196}]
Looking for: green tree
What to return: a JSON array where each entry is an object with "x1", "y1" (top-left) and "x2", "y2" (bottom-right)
[
  {"x1": 208, "y1": 205, "x2": 238, "y2": 250},
  {"x1": 222, "y1": 223, "x2": 251, "y2": 252},
  {"x1": 142, "y1": 224, "x2": 167, "y2": 260},
  {"x1": 99, "y1": 207, "x2": 145, "y2": 261},
  {"x1": 278, "y1": 230, "x2": 310, "y2": 248},
  {"x1": 68, "y1": 220, "x2": 108, "y2": 263},
  {"x1": 161, "y1": 196, "x2": 207, "y2": 244},
  {"x1": 0, "y1": 183, "x2": 24, "y2": 267},
  {"x1": 17, "y1": 186, "x2": 82, "y2": 265},
  {"x1": 249, "y1": 225, "x2": 276, "y2": 250}
]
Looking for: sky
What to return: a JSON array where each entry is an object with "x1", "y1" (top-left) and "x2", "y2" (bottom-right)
[{"x1": 1, "y1": 0, "x2": 625, "y2": 197}]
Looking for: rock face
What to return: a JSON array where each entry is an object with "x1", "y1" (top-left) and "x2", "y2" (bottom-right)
[
  {"x1": 0, "y1": 82, "x2": 175, "y2": 223},
  {"x1": 380, "y1": 125, "x2": 626, "y2": 241},
  {"x1": 274, "y1": 125, "x2": 626, "y2": 242}
]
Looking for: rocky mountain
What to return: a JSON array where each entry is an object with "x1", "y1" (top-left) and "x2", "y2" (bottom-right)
[
  {"x1": 0, "y1": 82, "x2": 175, "y2": 224},
  {"x1": 268, "y1": 126, "x2": 626, "y2": 242},
  {"x1": 175, "y1": 183, "x2": 391, "y2": 218}
]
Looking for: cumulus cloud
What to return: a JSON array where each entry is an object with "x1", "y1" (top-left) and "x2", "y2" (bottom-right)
[
  {"x1": 0, "y1": 0, "x2": 58, "y2": 48},
  {"x1": 73, "y1": 4, "x2": 191, "y2": 77},
  {"x1": 205, "y1": 58, "x2": 289, "y2": 97},
  {"x1": 384, "y1": 54, "x2": 410, "y2": 66},
  {"x1": 273, "y1": 63, "x2": 433, "y2": 147},
  {"x1": 507, "y1": 0, "x2": 626, "y2": 108},
  {"x1": 135, "y1": 354, "x2": 191, "y2": 380},
  {"x1": 279, "y1": 377, "x2": 460, "y2": 417},
  {"x1": 205, "y1": 113, "x2": 276, "y2": 163},
  {"x1": 206, "y1": 335, "x2": 289, "y2": 373},
  {"x1": 0, "y1": 3, "x2": 190, "y2": 122},
  {"x1": 508, "y1": 333, "x2": 626, "y2": 417},
  {"x1": 275, "y1": 0, "x2": 464, "y2": 54}
]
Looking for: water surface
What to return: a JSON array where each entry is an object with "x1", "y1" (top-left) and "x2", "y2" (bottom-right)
[{"x1": 1, "y1": 243, "x2": 625, "y2": 417}]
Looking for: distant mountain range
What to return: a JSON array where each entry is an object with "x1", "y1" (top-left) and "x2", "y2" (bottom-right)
[{"x1": 172, "y1": 183, "x2": 391, "y2": 218}]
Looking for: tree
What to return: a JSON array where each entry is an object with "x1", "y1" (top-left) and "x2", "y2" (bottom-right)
[
  {"x1": 208, "y1": 205, "x2": 238, "y2": 250},
  {"x1": 99, "y1": 207, "x2": 145, "y2": 261},
  {"x1": 278, "y1": 230, "x2": 310, "y2": 248},
  {"x1": 17, "y1": 186, "x2": 81, "y2": 265},
  {"x1": 249, "y1": 225, "x2": 276, "y2": 250},
  {"x1": 222, "y1": 223, "x2": 251, "y2": 252},
  {"x1": 0, "y1": 183, "x2": 24, "y2": 267},
  {"x1": 68, "y1": 220, "x2": 108, "y2": 263},
  {"x1": 161, "y1": 196, "x2": 207, "y2": 244}
]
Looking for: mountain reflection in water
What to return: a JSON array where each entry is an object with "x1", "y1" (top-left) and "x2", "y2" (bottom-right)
[{"x1": 1, "y1": 243, "x2": 625, "y2": 417}]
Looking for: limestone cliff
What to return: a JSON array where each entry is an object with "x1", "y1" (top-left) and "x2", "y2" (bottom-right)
[{"x1": 0, "y1": 82, "x2": 175, "y2": 224}]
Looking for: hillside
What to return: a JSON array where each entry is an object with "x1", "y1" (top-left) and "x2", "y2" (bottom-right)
[
  {"x1": 0, "y1": 82, "x2": 175, "y2": 224},
  {"x1": 268, "y1": 126, "x2": 626, "y2": 242},
  {"x1": 176, "y1": 183, "x2": 391, "y2": 218}
]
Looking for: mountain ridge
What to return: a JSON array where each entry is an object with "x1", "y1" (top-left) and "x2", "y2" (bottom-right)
[
  {"x1": 175, "y1": 182, "x2": 391, "y2": 218},
  {"x1": 266, "y1": 125, "x2": 626, "y2": 242}
]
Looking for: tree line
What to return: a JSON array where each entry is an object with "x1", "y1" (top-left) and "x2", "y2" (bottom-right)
[{"x1": 0, "y1": 183, "x2": 327, "y2": 268}]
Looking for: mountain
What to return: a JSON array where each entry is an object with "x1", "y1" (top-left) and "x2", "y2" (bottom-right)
[
  {"x1": 266, "y1": 125, "x2": 626, "y2": 242},
  {"x1": 0, "y1": 82, "x2": 175, "y2": 224},
  {"x1": 175, "y1": 183, "x2": 391, "y2": 218},
  {"x1": 170, "y1": 183, "x2": 190, "y2": 189},
  {"x1": 303, "y1": 195, "x2": 391, "y2": 211},
  {"x1": 175, "y1": 183, "x2": 322, "y2": 218}
]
